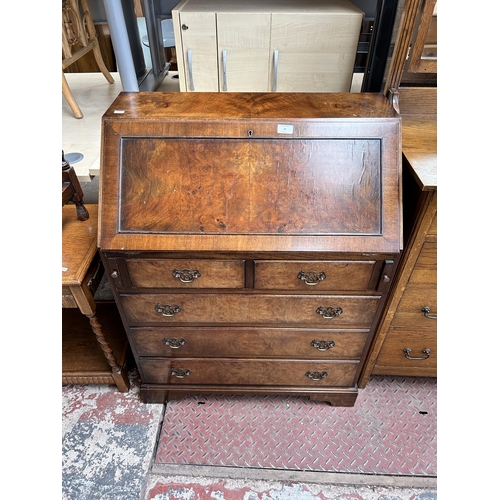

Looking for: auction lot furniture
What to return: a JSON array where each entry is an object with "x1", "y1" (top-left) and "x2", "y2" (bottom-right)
[
  {"x1": 172, "y1": 0, "x2": 363, "y2": 92},
  {"x1": 98, "y1": 91, "x2": 401, "y2": 406},
  {"x1": 359, "y1": 92, "x2": 437, "y2": 381},
  {"x1": 62, "y1": 0, "x2": 115, "y2": 118},
  {"x1": 359, "y1": 0, "x2": 437, "y2": 383},
  {"x1": 62, "y1": 204, "x2": 130, "y2": 392}
]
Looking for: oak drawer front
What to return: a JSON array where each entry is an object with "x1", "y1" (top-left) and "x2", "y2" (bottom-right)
[
  {"x1": 392, "y1": 283, "x2": 437, "y2": 329},
  {"x1": 125, "y1": 259, "x2": 245, "y2": 288},
  {"x1": 130, "y1": 326, "x2": 369, "y2": 359},
  {"x1": 254, "y1": 260, "x2": 377, "y2": 291},
  {"x1": 62, "y1": 286, "x2": 78, "y2": 309},
  {"x1": 427, "y1": 212, "x2": 437, "y2": 237},
  {"x1": 139, "y1": 358, "x2": 359, "y2": 387},
  {"x1": 120, "y1": 293, "x2": 380, "y2": 327},
  {"x1": 375, "y1": 327, "x2": 437, "y2": 371},
  {"x1": 408, "y1": 242, "x2": 436, "y2": 285}
]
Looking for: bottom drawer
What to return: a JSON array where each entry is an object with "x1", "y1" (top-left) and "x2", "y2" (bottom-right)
[
  {"x1": 373, "y1": 327, "x2": 437, "y2": 376},
  {"x1": 139, "y1": 358, "x2": 359, "y2": 387}
]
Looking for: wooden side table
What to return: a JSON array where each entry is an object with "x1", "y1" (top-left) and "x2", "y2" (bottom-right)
[{"x1": 62, "y1": 204, "x2": 130, "y2": 392}]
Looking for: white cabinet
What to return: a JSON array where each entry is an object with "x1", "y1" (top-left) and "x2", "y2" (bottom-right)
[{"x1": 172, "y1": 0, "x2": 364, "y2": 92}]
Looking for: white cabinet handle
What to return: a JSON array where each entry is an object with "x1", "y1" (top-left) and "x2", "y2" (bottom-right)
[
  {"x1": 187, "y1": 49, "x2": 195, "y2": 91},
  {"x1": 272, "y1": 50, "x2": 279, "y2": 92},
  {"x1": 222, "y1": 50, "x2": 227, "y2": 91}
]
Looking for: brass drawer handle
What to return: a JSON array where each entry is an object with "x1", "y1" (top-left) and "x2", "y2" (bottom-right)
[
  {"x1": 172, "y1": 268, "x2": 201, "y2": 283},
  {"x1": 162, "y1": 337, "x2": 186, "y2": 348},
  {"x1": 421, "y1": 306, "x2": 437, "y2": 320},
  {"x1": 316, "y1": 306, "x2": 343, "y2": 319},
  {"x1": 306, "y1": 371, "x2": 328, "y2": 381},
  {"x1": 170, "y1": 368, "x2": 191, "y2": 378},
  {"x1": 155, "y1": 304, "x2": 181, "y2": 316},
  {"x1": 403, "y1": 348, "x2": 431, "y2": 360},
  {"x1": 310, "y1": 340, "x2": 335, "y2": 351},
  {"x1": 297, "y1": 270, "x2": 326, "y2": 285}
]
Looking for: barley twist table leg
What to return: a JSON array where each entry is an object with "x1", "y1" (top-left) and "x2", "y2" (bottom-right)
[{"x1": 87, "y1": 312, "x2": 130, "y2": 392}]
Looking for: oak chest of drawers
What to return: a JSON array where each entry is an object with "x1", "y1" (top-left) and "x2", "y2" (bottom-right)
[
  {"x1": 98, "y1": 92, "x2": 401, "y2": 405},
  {"x1": 360, "y1": 106, "x2": 437, "y2": 382}
]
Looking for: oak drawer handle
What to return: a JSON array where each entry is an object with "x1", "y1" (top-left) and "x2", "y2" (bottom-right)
[
  {"x1": 310, "y1": 339, "x2": 335, "y2": 351},
  {"x1": 421, "y1": 306, "x2": 437, "y2": 320},
  {"x1": 155, "y1": 304, "x2": 181, "y2": 317},
  {"x1": 316, "y1": 306, "x2": 343, "y2": 319},
  {"x1": 170, "y1": 368, "x2": 191, "y2": 378},
  {"x1": 403, "y1": 348, "x2": 431, "y2": 360},
  {"x1": 297, "y1": 270, "x2": 326, "y2": 285},
  {"x1": 306, "y1": 371, "x2": 328, "y2": 381},
  {"x1": 172, "y1": 268, "x2": 201, "y2": 283},
  {"x1": 162, "y1": 337, "x2": 186, "y2": 348}
]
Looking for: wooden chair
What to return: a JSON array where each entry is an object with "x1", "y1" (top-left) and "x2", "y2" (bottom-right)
[{"x1": 62, "y1": 0, "x2": 114, "y2": 118}]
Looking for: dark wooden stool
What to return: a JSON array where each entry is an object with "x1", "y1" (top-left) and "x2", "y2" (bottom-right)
[{"x1": 62, "y1": 151, "x2": 89, "y2": 221}]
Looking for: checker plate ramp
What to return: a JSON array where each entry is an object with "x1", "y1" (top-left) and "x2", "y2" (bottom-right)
[{"x1": 154, "y1": 376, "x2": 437, "y2": 476}]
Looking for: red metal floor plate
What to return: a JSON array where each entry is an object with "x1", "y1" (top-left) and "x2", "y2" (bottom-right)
[{"x1": 154, "y1": 376, "x2": 437, "y2": 476}]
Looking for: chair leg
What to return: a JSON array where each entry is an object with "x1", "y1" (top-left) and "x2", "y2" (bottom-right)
[
  {"x1": 62, "y1": 72, "x2": 83, "y2": 119},
  {"x1": 92, "y1": 43, "x2": 115, "y2": 84}
]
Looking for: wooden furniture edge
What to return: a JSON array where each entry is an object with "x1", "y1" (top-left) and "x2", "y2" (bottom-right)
[{"x1": 358, "y1": 189, "x2": 437, "y2": 387}]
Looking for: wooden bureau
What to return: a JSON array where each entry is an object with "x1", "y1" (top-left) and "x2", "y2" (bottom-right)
[{"x1": 98, "y1": 92, "x2": 401, "y2": 405}]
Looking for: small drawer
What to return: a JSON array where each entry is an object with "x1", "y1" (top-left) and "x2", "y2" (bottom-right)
[
  {"x1": 427, "y1": 212, "x2": 437, "y2": 237},
  {"x1": 120, "y1": 293, "x2": 380, "y2": 328},
  {"x1": 130, "y1": 326, "x2": 369, "y2": 359},
  {"x1": 374, "y1": 327, "x2": 437, "y2": 375},
  {"x1": 254, "y1": 260, "x2": 377, "y2": 291},
  {"x1": 408, "y1": 242, "x2": 436, "y2": 285},
  {"x1": 62, "y1": 286, "x2": 78, "y2": 309},
  {"x1": 125, "y1": 259, "x2": 245, "y2": 288},
  {"x1": 139, "y1": 358, "x2": 359, "y2": 387},
  {"x1": 392, "y1": 283, "x2": 437, "y2": 329}
]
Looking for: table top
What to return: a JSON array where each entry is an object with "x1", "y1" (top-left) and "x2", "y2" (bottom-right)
[
  {"x1": 62, "y1": 204, "x2": 98, "y2": 287},
  {"x1": 401, "y1": 115, "x2": 437, "y2": 191}
]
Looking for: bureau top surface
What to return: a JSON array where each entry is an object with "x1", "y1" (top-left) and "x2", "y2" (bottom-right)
[
  {"x1": 173, "y1": 0, "x2": 363, "y2": 15},
  {"x1": 402, "y1": 116, "x2": 437, "y2": 191},
  {"x1": 99, "y1": 92, "x2": 401, "y2": 254},
  {"x1": 103, "y1": 92, "x2": 399, "y2": 123}
]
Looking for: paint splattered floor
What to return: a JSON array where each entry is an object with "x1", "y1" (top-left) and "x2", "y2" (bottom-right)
[{"x1": 62, "y1": 370, "x2": 437, "y2": 499}]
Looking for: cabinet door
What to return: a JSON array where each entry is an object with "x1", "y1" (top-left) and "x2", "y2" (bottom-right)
[
  {"x1": 177, "y1": 12, "x2": 218, "y2": 91},
  {"x1": 270, "y1": 13, "x2": 361, "y2": 92},
  {"x1": 217, "y1": 13, "x2": 271, "y2": 91}
]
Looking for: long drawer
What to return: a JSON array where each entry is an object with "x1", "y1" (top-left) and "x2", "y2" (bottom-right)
[
  {"x1": 130, "y1": 326, "x2": 369, "y2": 359},
  {"x1": 253, "y1": 260, "x2": 378, "y2": 291},
  {"x1": 139, "y1": 358, "x2": 359, "y2": 387},
  {"x1": 120, "y1": 293, "x2": 380, "y2": 327},
  {"x1": 373, "y1": 327, "x2": 437, "y2": 375}
]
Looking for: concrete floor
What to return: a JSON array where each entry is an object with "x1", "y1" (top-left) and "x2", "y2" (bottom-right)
[{"x1": 62, "y1": 368, "x2": 437, "y2": 500}]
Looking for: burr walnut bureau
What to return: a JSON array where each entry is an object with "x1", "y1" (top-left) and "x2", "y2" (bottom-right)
[{"x1": 98, "y1": 92, "x2": 402, "y2": 405}]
